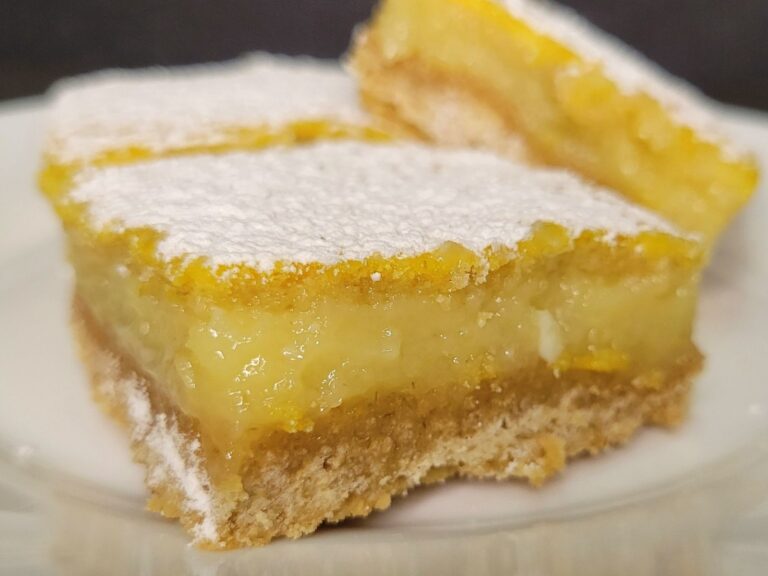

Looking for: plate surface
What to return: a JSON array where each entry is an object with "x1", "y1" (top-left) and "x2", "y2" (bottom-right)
[{"x1": 0, "y1": 98, "x2": 767, "y2": 574}]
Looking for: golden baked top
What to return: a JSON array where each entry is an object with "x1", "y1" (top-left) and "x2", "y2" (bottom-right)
[{"x1": 62, "y1": 141, "x2": 701, "y2": 303}]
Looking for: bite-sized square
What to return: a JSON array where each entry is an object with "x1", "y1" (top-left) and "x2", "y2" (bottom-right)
[{"x1": 60, "y1": 141, "x2": 702, "y2": 547}]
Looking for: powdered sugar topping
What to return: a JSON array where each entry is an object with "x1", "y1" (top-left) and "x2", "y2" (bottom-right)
[
  {"x1": 498, "y1": 0, "x2": 745, "y2": 158},
  {"x1": 46, "y1": 53, "x2": 368, "y2": 164},
  {"x1": 70, "y1": 141, "x2": 678, "y2": 271}
]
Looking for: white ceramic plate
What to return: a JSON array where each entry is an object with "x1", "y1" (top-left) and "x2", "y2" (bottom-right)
[{"x1": 1, "y1": 99, "x2": 767, "y2": 575}]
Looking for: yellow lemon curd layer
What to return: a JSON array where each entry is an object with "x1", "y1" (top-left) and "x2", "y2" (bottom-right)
[
  {"x1": 68, "y1": 222, "x2": 702, "y2": 462},
  {"x1": 356, "y1": 0, "x2": 758, "y2": 241}
]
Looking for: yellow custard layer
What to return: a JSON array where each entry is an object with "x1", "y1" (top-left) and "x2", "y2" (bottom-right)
[
  {"x1": 356, "y1": 0, "x2": 758, "y2": 241},
  {"x1": 70, "y1": 227, "x2": 701, "y2": 457}
]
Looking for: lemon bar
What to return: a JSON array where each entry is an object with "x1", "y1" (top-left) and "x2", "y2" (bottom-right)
[
  {"x1": 39, "y1": 53, "x2": 388, "y2": 202},
  {"x1": 57, "y1": 141, "x2": 703, "y2": 548},
  {"x1": 350, "y1": 0, "x2": 759, "y2": 242}
]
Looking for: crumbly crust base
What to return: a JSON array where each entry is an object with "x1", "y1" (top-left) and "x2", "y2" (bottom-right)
[{"x1": 72, "y1": 298, "x2": 701, "y2": 549}]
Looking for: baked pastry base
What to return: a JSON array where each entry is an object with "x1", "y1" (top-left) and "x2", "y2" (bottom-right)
[{"x1": 73, "y1": 297, "x2": 701, "y2": 549}]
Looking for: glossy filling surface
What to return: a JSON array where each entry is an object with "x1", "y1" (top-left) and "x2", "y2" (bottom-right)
[
  {"x1": 358, "y1": 0, "x2": 758, "y2": 240},
  {"x1": 70, "y1": 232, "x2": 700, "y2": 461}
]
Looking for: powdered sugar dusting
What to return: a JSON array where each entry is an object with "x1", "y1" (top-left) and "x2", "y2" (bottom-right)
[
  {"x1": 91, "y1": 347, "x2": 219, "y2": 544},
  {"x1": 70, "y1": 141, "x2": 678, "y2": 271},
  {"x1": 498, "y1": 0, "x2": 745, "y2": 158},
  {"x1": 46, "y1": 53, "x2": 368, "y2": 164}
]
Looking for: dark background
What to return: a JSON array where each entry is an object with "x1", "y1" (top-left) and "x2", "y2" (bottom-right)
[{"x1": 1, "y1": 0, "x2": 766, "y2": 109}]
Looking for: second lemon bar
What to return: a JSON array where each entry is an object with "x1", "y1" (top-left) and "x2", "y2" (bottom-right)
[
  {"x1": 62, "y1": 141, "x2": 703, "y2": 547},
  {"x1": 351, "y1": 0, "x2": 758, "y2": 242}
]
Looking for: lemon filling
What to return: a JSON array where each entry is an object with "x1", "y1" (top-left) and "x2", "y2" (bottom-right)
[{"x1": 72, "y1": 236, "x2": 698, "y2": 457}]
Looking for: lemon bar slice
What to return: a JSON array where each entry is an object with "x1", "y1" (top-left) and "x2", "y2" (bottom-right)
[
  {"x1": 59, "y1": 141, "x2": 703, "y2": 548},
  {"x1": 350, "y1": 0, "x2": 759, "y2": 242},
  {"x1": 39, "y1": 53, "x2": 388, "y2": 202}
]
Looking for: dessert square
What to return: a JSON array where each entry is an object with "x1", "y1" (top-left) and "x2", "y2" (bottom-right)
[
  {"x1": 350, "y1": 0, "x2": 759, "y2": 242},
  {"x1": 59, "y1": 141, "x2": 702, "y2": 547}
]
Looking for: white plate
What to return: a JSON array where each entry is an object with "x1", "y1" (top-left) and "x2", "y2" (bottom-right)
[{"x1": 1, "y1": 98, "x2": 767, "y2": 575}]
